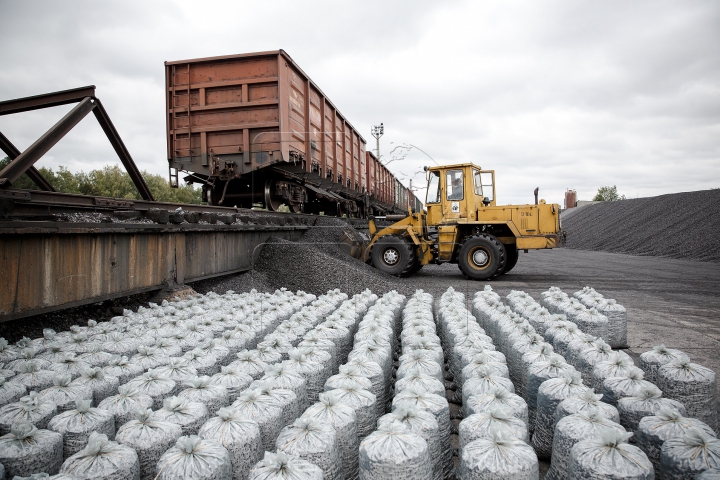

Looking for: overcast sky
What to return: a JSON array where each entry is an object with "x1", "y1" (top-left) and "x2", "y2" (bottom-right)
[{"x1": 1, "y1": 0, "x2": 718, "y2": 205}]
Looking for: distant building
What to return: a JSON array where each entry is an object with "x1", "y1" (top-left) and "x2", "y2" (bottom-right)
[
  {"x1": 576, "y1": 200, "x2": 601, "y2": 207},
  {"x1": 564, "y1": 189, "x2": 577, "y2": 209}
]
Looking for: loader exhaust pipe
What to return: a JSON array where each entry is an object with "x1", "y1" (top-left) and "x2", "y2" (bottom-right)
[{"x1": 534, "y1": 187, "x2": 539, "y2": 205}]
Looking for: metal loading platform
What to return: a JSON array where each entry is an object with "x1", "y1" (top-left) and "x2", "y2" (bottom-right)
[{"x1": 0, "y1": 220, "x2": 307, "y2": 321}]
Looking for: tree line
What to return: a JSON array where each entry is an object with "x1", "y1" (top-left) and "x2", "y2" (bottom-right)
[
  {"x1": 593, "y1": 185, "x2": 626, "y2": 202},
  {"x1": 0, "y1": 157, "x2": 202, "y2": 204}
]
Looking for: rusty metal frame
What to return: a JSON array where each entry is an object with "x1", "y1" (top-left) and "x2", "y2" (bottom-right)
[
  {"x1": 0, "y1": 86, "x2": 154, "y2": 201},
  {"x1": 0, "y1": 222, "x2": 307, "y2": 321},
  {"x1": 0, "y1": 86, "x2": 98, "y2": 115},
  {"x1": 0, "y1": 131, "x2": 55, "y2": 191},
  {"x1": 91, "y1": 98, "x2": 154, "y2": 200}
]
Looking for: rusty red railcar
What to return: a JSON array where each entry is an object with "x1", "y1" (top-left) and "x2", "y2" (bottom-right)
[
  {"x1": 365, "y1": 151, "x2": 398, "y2": 214},
  {"x1": 165, "y1": 50, "x2": 373, "y2": 216}
]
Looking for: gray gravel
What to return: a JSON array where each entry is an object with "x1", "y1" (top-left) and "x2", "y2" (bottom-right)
[
  {"x1": 562, "y1": 189, "x2": 720, "y2": 262},
  {"x1": 192, "y1": 216, "x2": 476, "y2": 298},
  {"x1": 251, "y1": 218, "x2": 398, "y2": 296}
]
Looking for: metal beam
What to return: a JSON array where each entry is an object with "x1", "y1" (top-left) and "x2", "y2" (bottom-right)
[
  {"x1": 0, "y1": 86, "x2": 96, "y2": 116},
  {"x1": 0, "y1": 130, "x2": 56, "y2": 191},
  {"x1": 0, "y1": 97, "x2": 96, "y2": 188},
  {"x1": 25, "y1": 167, "x2": 56, "y2": 192},
  {"x1": 0, "y1": 130, "x2": 21, "y2": 158},
  {"x1": 92, "y1": 99, "x2": 155, "y2": 201}
]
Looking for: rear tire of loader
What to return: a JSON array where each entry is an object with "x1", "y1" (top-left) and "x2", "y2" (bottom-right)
[
  {"x1": 371, "y1": 235, "x2": 416, "y2": 277},
  {"x1": 500, "y1": 244, "x2": 519, "y2": 274},
  {"x1": 458, "y1": 234, "x2": 506, "y2": 280}
]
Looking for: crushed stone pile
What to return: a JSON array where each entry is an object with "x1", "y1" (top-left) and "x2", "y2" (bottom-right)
[
  {"x1": 233, "y1": 217, "x2": 401, "y2": 296},
  {"x1": 193, "y1": 216, "x2": 401, "y2": 296},
  {"x1": 562, "y1": 189, "x2": 720, "y2": 262}
]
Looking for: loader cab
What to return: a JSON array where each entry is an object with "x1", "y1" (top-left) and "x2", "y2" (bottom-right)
[{"x1": 424, "y1": 164, "x2": 496, "y2": 224}]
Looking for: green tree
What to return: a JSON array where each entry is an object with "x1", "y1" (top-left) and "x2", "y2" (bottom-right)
[
  {"x1": 593, "y1": 185, "x2": 626, "y2": 201},
  {"x1": 0, "y1": 156, "x2": 54, "y2": 190},
  {"x1": 49, "y1": 166, "x2": 84, "y2": 194},
  {"x1": 144, "y1": 171, "x2": 202, "y2": 204},
  {"x1": 0, "y1": 157, "x2": 202, "y2": 204}
]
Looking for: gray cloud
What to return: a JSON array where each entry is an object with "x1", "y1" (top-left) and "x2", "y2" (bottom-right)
[{"x1": 0, "y1": 0, "x2": 717, "y2": 205}]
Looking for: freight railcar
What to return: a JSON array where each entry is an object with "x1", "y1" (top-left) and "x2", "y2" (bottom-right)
[
  {"x1": 413, "y1": 193, "x2": 423, "y2": 213},
  {"x1": 393, "y1": 179, "x2": 423, "y2": 214},
  {"x1": 165, "y1": 50, "x2": 410, "y2": 218},
  {"x1": 365, "y1": 151, "x2": 397, "y2": 215}
]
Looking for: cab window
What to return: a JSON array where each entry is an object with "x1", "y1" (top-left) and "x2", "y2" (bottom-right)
[
  {"x1": 473, "y1": 170, "x2": 483, "y2": 196},
  {"x1": 426, "y1": 171, "x2": 440, "y2": 204},
  {"x1": 446, "y1": 170, "x2": 463, "y2": 200},
  {"x1": 480, "y1": 172, "x2": 494, "y2": 201}
]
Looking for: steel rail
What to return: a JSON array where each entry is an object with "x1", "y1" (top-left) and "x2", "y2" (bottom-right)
[{"x1": 0, "y1": 187, "x2": 376, "y2": 228}]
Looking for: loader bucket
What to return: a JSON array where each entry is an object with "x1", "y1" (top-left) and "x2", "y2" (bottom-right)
[{"x1": 338, "y1": 228, "x2": 369, "y2": 260}]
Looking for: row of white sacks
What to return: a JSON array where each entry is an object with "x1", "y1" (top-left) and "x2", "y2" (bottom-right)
[
  {"x1": 439, "y1": 287, "x2": 539, "y2": 479},
  {"x1": 234, "y1": 288, "x2": 406, "y2": 480},
  {"x1": 540, "y1": 286, "x2": 628, "y2": 348},
  {"x1": 357, "y1": 290, "x2": 453, "y2": 480},
  {"x1": 456, "y1": 285, "x2": 720, "y2": 479},
  {"x1": 253, "y1": 288, "x2": 410, "y2": 480},
  {"x1": 504, "y1": 287, "x2": 717, "y2": 433},
  {"x1": 294, "y1": 287, "x2": 458, "y2": 480},
  {"x1": 0, "y1": 288, "x2": 400, "y2": 479}
]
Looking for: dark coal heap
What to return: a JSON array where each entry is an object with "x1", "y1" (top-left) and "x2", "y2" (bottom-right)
[{"x1": 562, "y1": 189, "x2": 720, "y2": 262}]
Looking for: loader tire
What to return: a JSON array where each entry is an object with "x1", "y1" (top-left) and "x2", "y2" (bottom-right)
[
  {"x1": 371, "y1": 235, "x2": 416, "y2": 277},
  {"x1": 410, "y1": 260, "x2": 424, "y2": 273},
  {"x1": 500, "y1": 244, "x2": 519, "y2": 274},
  {"x1": 458, "y1": 234, "x2": 506, "y2": 280}
]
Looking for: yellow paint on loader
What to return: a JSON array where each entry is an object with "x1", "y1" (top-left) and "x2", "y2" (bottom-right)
[{"x1": 362, "y1": 163, "x2": 566, "y2": 280}]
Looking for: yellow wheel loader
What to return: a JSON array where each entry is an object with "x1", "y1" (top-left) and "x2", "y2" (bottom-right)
[{"x1": 360, "y1": 163, "x2": 566, "y2": 280}]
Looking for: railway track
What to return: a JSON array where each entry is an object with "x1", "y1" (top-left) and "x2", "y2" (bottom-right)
[{"x1": 0, "y1": 188, "x2": 376, "y2": 228}]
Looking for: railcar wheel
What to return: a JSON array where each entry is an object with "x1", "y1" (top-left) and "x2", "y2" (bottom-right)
[
  {"x1": 208, "y1": 180, "x2": 234, "y2": 206},
  {"x1": 371, "y1": 235, "x2": 416, "y2": 276},
  {"x1": 264, "y1": 179, "x2": 283, "y2": 211},
  {"x1": 457, "y1": 234, "x2": 506, "y2": 280}
]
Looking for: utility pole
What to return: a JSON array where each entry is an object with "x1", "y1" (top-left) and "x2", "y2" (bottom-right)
[
  {"x1": 370, "y1": 123, "x2": 385, "y2": 215},
  {"x1": 371, "y1": 123, "x2": 384, "y2": 161}
]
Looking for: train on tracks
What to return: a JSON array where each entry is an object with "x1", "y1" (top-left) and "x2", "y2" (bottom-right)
[{"x1": 165, "y1": 50, "x2": 422, "y2": 217}]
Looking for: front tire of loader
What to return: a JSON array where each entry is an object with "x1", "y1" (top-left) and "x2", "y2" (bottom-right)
[
  {"x1": 500, "y1": 244, "x2": 519, "y2": 274},
  {"x1": 458, "y1": 234, "x2": 506, "y2": 280},
  {"x1": 410, "y1": 260, "x2": 424, "y2": 273},
  {"x1": 371, "y1": 235, "x2": 416, "y2": 277}
]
